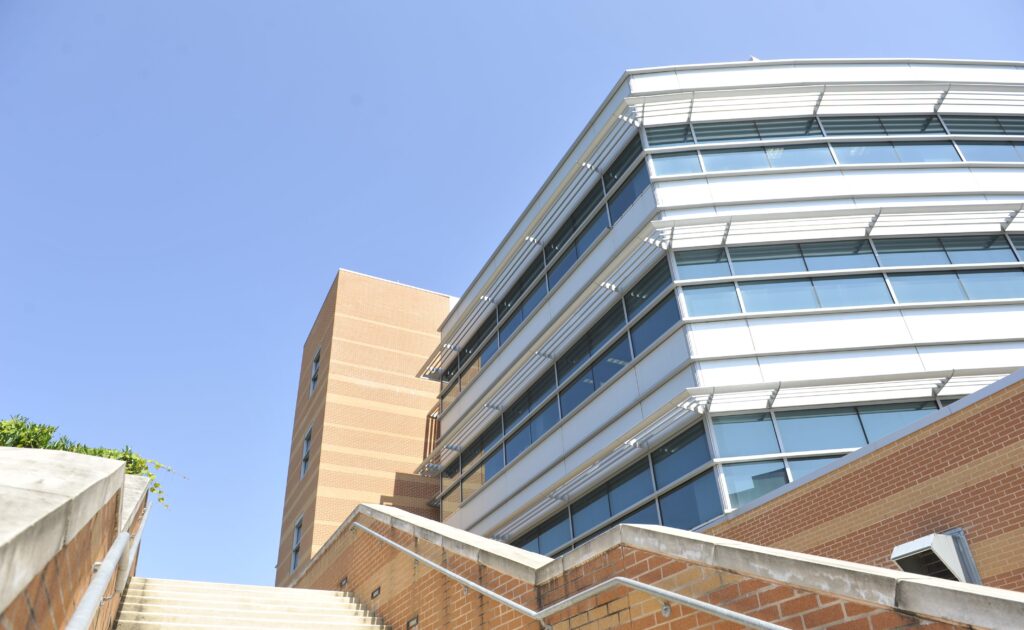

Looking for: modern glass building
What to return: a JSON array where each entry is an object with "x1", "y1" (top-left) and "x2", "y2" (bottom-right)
[{"x1": 415, "y1": 59, "x2": 1024, "y2": 557}]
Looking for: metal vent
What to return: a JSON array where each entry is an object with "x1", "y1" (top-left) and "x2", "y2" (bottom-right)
[{"x1": 891, "y1": 529, "x2": 981, "y2": 584}]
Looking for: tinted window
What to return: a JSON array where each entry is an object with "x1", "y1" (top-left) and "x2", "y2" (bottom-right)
[
  {"x1": 892, "y1": 141, "x2": 960, "y2": 163},
  {"x1": 653, "y1": 152, "x2": 702, "y2": 176},
  {"x1": 571, "y1": 488, "x2": 610, "y2": 537},
  {"x1": 821, "y1": 116, "x2": 886, "y2": 136},
  {"x1": 504, "y1": 424, "x2": 532, "y2": 462},
  {"x1": 603, "y1": 136, "x2": 643, "y2": 190},
  {"x1": 774, "y1": 408, "x2": 866, "y2": 452},
  {"x1": 676, "y1": 248, "x2": 731, "y2": 280},
  {"x1": 958, "y1": 269, "x2": 1024, "y2": 300},
  {"x1": 479, "y1": 333, "x2": 500, "y2": 366},
  {"x1": 957, "y1": 142, "x2": 1023, "y2": 162},
  {"x1": 625, "y1": 263, "x2": 673, "y2": 318},
  {"x1": 713, "y1": 413, "x2": 779, "y2": 458},
  {"x1": 881, "y1": 115, "x2": 944, "y2": 135},
  {"x1": 483, "y1": 449, "x2": 504, "y2": 481},
  {"x1": 890, "y1": 272, "x2": 966, "y2": 303},
  {"x1": 652, "y1": 424, "x2": 710, "y2": 489},
  {"x1": 528, "y1": 399, "x2": 561, "y2": 443},
  {"x1": 608, "y1": 460, "x2": 655, "y2": 514},
  {"x1": 557, "y1": 307, "x2": 625, "y2": 384},
  {"x1": 560, "y1": 368, "x2": 595, "y2": 417},
  {"x1": 723, "y1": 460, "x2": 788, "y2": 509},
  {"x1": 730, "y1": 244, "x2": 806, "y2": 275},
  {"x1": 546, "y1": 185, "x2": 603, "y2": 261},
  {"x1": 683, "y1": 284, "x2": 741, "y2": 317},
  {"x1": 942, "y1": 235, "x2": 1015, "y2": 264},
  {"x1": 701, "y1": 147, "x2": 770, "y2": 172},
  {"x1": 658, "y1": 470, "x2": 723, "y2": 529},
  {"x1": 858, "y1": 402, "x2": 938, "y2": 442},
  {"x1": 607, "y1": 165, "x2": 650, "y2": 224},
  {"x1": 756, "y1": 117, "x2": 822, "y2": 139},
  {"x1": 629, "y1": 296, "x2": 680, "y2": 355},
  {"x1": 574, "y1": 212, "x2": 609, "y2": 258},
  {"x1": 740, "y1": 278, "x2": 818, "y2": 312},
  {"x1": 537, "y1": 511, "x2": 572, "y2": 555},
  {"x1": 591, "y1": 337, "x2": 632, "y2": 390},
  {"x1": 616, "y1": 502, "x2": 660, "y2": 526},
  {"x1": 546, "y1": 247, "x2": 577, "y2": 288},
  {"x1": 833, "y1": 142, "x2": 899, "y2": 164},
  {"x1": 765, "y1": 144, "x2": 834, "y2": 168},
  {"x1": 943, "y1": 115, "x2": 1006, "y2": 135},
  {"x1": 875, "y1": 237, "x2": 949, "y2": 266},
  {"x1": 812, "y1": 275, "x2": 893, "y2": 308},
  {"x1": 801, "y1": 240, "x2": 876, "y2": 271},
  {"x1": 788, "y1": 456, "x2": 841, "y2": 480},
  {"x1": 646, "y1": 124, "x2": 694, "y2": 147},
  {"x1": 693, "y1": 120, "x2": 759, "y2": 143}
]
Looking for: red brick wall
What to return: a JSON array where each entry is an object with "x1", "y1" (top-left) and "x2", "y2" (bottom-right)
[
  {"x1": 297, "y1": 512, "x2": 965, "y2": 630},
  {"x1": 708, "y1": 378, "x2": 1024, "y2": 591}
]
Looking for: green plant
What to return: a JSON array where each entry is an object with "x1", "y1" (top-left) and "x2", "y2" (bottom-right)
[{"x1": 1, "y1": 415, "x2": 174, "y2": 506}]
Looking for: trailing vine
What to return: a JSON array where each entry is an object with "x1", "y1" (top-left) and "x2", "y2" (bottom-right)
[{"x1": 0, "y1": 415, "x2": 175, "y2": 506}]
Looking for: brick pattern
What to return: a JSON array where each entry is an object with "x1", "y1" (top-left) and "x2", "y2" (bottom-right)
[
  {"x1": 296, "y1": 513, "x2": 964, "y2": 629},
  {"x1": 708, "y1": 379, "x2": 1024, "y2": 592},
  {"x1": 0, "y1": 490, "x2": 144, "y2": 630},
  {"x1": 276, "y1": 271, "x2": 451, "y2": 585}
]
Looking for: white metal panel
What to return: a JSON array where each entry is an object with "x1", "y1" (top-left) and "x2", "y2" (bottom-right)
[
  {"x1": 705, "y1": 170, "x2": 851, "y2": 207},
  {"x1": 902, "y1": 305, "x2": 1024, "y2": 345},
  {"x1": 757, "y1": 347, "x2": 926, "y2": 382},
  {"x1": 687, "y1": 320, "x2": 756, "y2": 358},
  {"x1": 653, "y1": 178, "x2": 716, "y2": 209},
  {"x1": 693, "y1": 357, "x2": 763, "y2": 386},
  {"x1": 747, "y1": 311, "x2": 913, "y2": 355},
  {"x1": 917, "y1": 341, "x2": 1024, "y2": 371},
  {"x1": 633, "y1": 328, "x2": 690, "y2": 391}
]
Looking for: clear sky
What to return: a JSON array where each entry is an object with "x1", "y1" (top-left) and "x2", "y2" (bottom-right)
[{"x1": 1, "y1": 0, "x2": 1021, "y2": 585}]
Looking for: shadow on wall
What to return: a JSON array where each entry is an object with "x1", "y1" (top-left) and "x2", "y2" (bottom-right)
[{"x1": 380, "y1": 472, "x2": 439, "y2": 520}]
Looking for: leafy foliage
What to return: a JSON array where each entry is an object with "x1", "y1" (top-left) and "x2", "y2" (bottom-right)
[{"x1": 1, "y1": 415, "x2": 173, "y2": 506}]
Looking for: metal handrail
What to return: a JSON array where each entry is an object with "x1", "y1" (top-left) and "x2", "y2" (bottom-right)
[
  {"x1": 66, "y1": 505, "x2": 151, "y2": 630},
  {"x1": 350, "y1": 522, "x2": 785, "y2": 630}
]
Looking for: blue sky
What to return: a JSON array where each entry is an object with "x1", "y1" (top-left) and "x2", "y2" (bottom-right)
[{"x1": 1, "y1": 0, "x2": 1021, "y2": 585}]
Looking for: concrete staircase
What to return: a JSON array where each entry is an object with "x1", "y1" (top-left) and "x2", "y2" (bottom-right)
[{"x1": 114, "y1": 577, "x2": 387, "y2": 629}]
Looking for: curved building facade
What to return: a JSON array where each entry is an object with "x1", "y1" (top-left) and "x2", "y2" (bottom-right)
[{"x1": 416, "y1": 59, "x2": 1024, "y2": 558}]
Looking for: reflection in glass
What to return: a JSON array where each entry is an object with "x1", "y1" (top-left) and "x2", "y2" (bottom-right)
[
  {"x1": 676, "y1": 248, "x2": 731, "y2": 280},
  {"x1": 774, "y1": 408, "x2": 866, "y2": 452},
  {"x1": 812, "y1": 275, "x2": 893, "y2": 308},
  {"x1": 858, "y1": 402, "x2": 938, "y2": 442},
  {"x1": 801, "y1": 240, "x2": 877, "y2": 271},
  {"x1": 874, "y1": 237, "x2": 949, "y2": 266},
  {"x1": 723, "y1": 461, "x2": 788, "y2": 509},
  {"x1": 629, "y1": 296, "x2": 680, "y2": 355},
  {"x1": 652, "y1": 424, "x2": 710, "y2": 489},
  {"x1": 892, "y1": 141, "x2": 961, "y2": 163},
  {"x1": 658, "y1": 470, "x2": 723, "y2": 529},
  {"x1": 833, "y1": 142, "x2": 899, "y2": 164},
  {"x1": 730, "y1": 243, "x2": 806, "y2": 275},
  {"x1": 889, "y1": 272, "x2": 966, "y2": 303},
  {"x1": 957, "y1": 269, "x2": 1024, "y2": 300},
  {"x1": 764, "y1": 144, "x2": 834, "y2": 168},
  {"x1": 713, "y1": 414, "x2": 780, "y2": 457},
  {"x1": 652, "y1": 152, "x2": 702, "y2": 176},
  {"x1": 957, "y1": 142, "x2": 1024, "y2": 162},
  {"x1": 683, "y1": 284, "x2": 741, "y2": 317},
  {"x1": 740, "y1": 278, "x2": 818, "y2": 312},
  {"x1": 788, "y1": 456, "x2": 841, "y2": 480},
  {"x1": 942, "y1": 235, "x2": 1016, "y2": 264},
  {"x1": 701, "y1": 147, "x2": 770, "y2": 172}
]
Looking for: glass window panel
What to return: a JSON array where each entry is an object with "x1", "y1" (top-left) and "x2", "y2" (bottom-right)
[
  {"x1": 504, "y1": 424, "x2": 532, "y2": 462},
  {"x1": 755, "y1": 117, "x2": 822, "y2": 139},
  {"x1": 1012, "y1": 234, "x2": 1024, "y2": 254},
  {"x1": 441, "y1": 486, "x2": 461, "y2": 520},
  {"x1": 942, "y1": 115, "x2": 1005, "y2": 135},
  {"x1": 537, "y1": 511, "x2": 572, "y2": 556},
  {"x1": 559, "y1": 369, "x2": 595, "y2": 418},
  {"x1": 652, "y1": 152, "x2": 702, "y2": 176},
  {"x1": 607, "y1": 165, "x2": 651, "y2": 224},
  {"x1": 958, "y1": 269, "x2": 1024, "y2": 300},
  {"x1": 616, "y1": 501, "x2": 659, "y2": 526},
  {"x1": 545, "y1": 185, "x2": 604, "y2": 261},
  {"x1": 874, "y1": 237, "x2": 950, "y2": 266},
  {"x1": 461, "y1": 421, "x2": 502, "y2": 470},
  {"x1": 529, "y1": 369, "x2": 558, "y2": 409},
  {"x1": 774, "y1": 408, "x2": 866, "y2": 452},
  {"x1": 801, "y1": 240, "x2": 877, "y2": 271},
  {"x1": 942, "y1": 235, "x2": 1016, "y2": 264},
  {"x1": 556, "y1": 338, "x2": 592, "y2": 385},
  {"x1": 889, "y1": 272, "x2": 966, "y2": 303},
  {"x1": 498, "y1": 312, "x2": 523, "y2": 345},
  {"x1": 858, "y1": 402, "x2": 938, "y2": 443},
  {"x1": 765, "y1": 144, "x2": 834, "y2": 168},
  {"x1": 821, "y1": 116, "x2": 886, "y2": 136},
  {"x1": 603, "y1": 136, "x2": 643, "y2": 190},
  {"x1": 646, "y1": 124, "x2": 694, "y2": 147},
  {"x1": 574, "y1": 212, "x2": 609, "y2": 257},
  {"x1": 440, "y1": 382, "x2": 459, "y2": 414},
  {"x1": 479, "y1": 333, "x2": 499, "y2": 366},
  {"x1": 608, "y1": 460, "x2": 654, "y2": 514},
  {"x1": 652, "y1": 424, "x2": 711, "y2": 489},
  {"x1": 740, "y1": 278, "x2": 818, "y2": 312},
  {"x1": 497, "y1": 255, "x2": 545, "y2": 319},
  {"x1": 999, "y1": 117, "x2": 1024, "y2": 134},
  {"x1": 629, "y1": 295, "x2": 680, "y2": 355},
  {"x1": 589, "y1": 305, "x2": 627, "y2": 351},
  {"x1": 461, "y1": 464, "x2": 484, "y2": 502},
  {"x1": 788, "y1": 456, "x2": 841, "y2": 481},
  {"x1": 591, "y1": 336, "x2": 632, "y2": 390},
  {"x1": 529, "y1": 399, "x2": 561, "y2": 443},
  {"x1": 676, "y1": 248, "x2": 731, "y2": 280},
  {"x1": 957, "y1": 141, "x2": 1023, "y2": 162},
  {"x1": 812, "y1": 275, "x2": 893, "y2": 308},
  {"x1": 693, "y1": 120, "x2": 760, "y2": 143},
  {"x1": 503, "y1": 394, "x2": 532, "y2": 433},
  {"x1": 730, "y1": 243, "x2": 806, "y2": 275},
  {"x1": 518, "y1": 280, "x2": 547, "y2": 322},
  {"x1": 701, "y1": 147, "x2": 770, "y2": 172},
  {"x1": 713, "y1": 413, "x2": 780, "y2": 458},
  {"x1": 833, "y1": 142, "x2": 899, "y2": 164},
  {"x1": 892, "y1": 141, "x2": 961, "y2": 163},
  {"x1": 441, "y1": 460, "x2": 460, "y2": 492},
  {"x1": 516, "y1": 535, "x2": 540, "y2": 554},
  {"x1": 625, "y1": 262, "x2": 673, "y2": 319},
  {"x1": 723, "y1": 460, "x2": 788, "y2": 509},
  {"x1": 658, "y1": 470, "x2": 723, "y2": 529},
  {"x1": 483, "y1": 448, "x2": 504, "y2": 481},
  {"x1": 880, "y1": 115, "x2": 944, "y2": 135},
  {"x1": 683, "y1": 284, "x2": 741, "y2": 317},
  {"x1": 571, "y1": 488, "x2": 611, "y2": 537},
  {"x1": 546, "y1": 247, "x2": 578, "y2": 289}
]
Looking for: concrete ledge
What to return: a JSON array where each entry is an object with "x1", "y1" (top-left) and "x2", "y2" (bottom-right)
[
  {"x1": 0, "y1": 447, "x2": 125, "y2": 612},
  {"x1": 121, "y1": 474, "x2": 152, "y2": 531},
  {"x1": 326, "y1": 504, "x2": 1024, "y2": 629}
]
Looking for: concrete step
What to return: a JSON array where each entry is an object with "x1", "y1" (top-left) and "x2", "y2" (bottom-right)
[
  {"x1": 128, "y1": 578, "x2": 356, "y2": 601},
  {"x1": 115, "y1": 610, "x2": 383, "y2": 628},
  {"x1": 114, "y1": 622, "x2": 385, "y2": 630},
  {"x1": 118, "y1": 599, "x2": 366, "y2": 617},
  {"x1": 123, "y1": 587, "x2": 359, "y2": 606}
]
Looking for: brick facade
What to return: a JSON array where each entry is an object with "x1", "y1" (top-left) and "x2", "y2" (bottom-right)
[
  {"x1": 276, "y1": 270, "x2": 451, "y2": 585},
  {"x1": 707, "y1": 376, "x2": 1024, "y2": 592}
]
